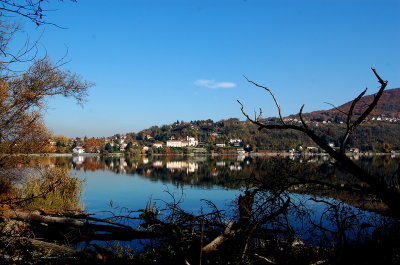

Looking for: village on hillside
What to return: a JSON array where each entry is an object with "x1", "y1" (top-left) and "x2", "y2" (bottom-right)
[{"x1": 44, "y1": 108, "x2": 400, "y2": 156}]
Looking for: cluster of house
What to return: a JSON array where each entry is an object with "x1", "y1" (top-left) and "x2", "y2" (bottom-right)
[
  {"x1": 370, "y1": 116, "x2": 400, "y2": 123},
  {"x1": 283, "y1": 115, "x2": 400, "y2": 125},
  {"x1": 70, "y1": 134, "x2": 248, "y2": 154}
]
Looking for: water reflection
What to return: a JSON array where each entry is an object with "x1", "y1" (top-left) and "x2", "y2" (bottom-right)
[
  {"x1": 31, "y1": 154, "x2": 400, "y2": 259},
  {"x1": 36, "y1": 154, "x2": 400, "y2": 188},
  {"x1": 33, "y1": 154, "x2": 400, "y2": 212}
]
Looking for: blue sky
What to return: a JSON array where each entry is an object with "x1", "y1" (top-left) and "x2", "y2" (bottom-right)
[{"x1": 19, "y1": 0, "x2": 400, "y2": 137}]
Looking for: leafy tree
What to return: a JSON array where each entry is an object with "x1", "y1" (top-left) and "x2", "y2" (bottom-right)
[
  {"x1": 84, "y1": 138, "x2": 101, "y2": 153},
  {"x1": 104, "y1": 142, "x2": 113, "y2": 153},
  {"x1": 55, "y1": 135, "x2": 71, "y2": 147},
  {"x1": 125, "y1": 142, "x2": 132, "y2": 152}
]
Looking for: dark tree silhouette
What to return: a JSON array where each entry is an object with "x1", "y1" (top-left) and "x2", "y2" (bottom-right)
[{"x1": 238, "y1": 68, "x2": 400, "y2": 216}]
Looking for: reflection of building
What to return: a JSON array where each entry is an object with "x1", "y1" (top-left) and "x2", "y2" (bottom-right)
[
  {"x1": 216, "y1": 161, "x2": 226, "y2": 167},
  {"x1": 153, "y1": 161, "x2": 163, "y2": 167},
  {"x1": 229, "y1": 162, "x2": 242, "y2": 171},
  {"x1": 237, "y1": 155, "x2": 245, "y2": 161},
  {"x1": 166, "y1": 161, "x2": 199, "y2": 173},
  {"x1": 119, "y1": 158, "x2": 127, "y2": 167},
  {"x1": 72, "y1": 155, "x2": 84, "y2": 165}
]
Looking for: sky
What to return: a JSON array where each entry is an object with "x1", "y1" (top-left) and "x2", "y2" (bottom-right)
[{"x1": 16, "y1": 0, "x2": 400, "y2": 137}]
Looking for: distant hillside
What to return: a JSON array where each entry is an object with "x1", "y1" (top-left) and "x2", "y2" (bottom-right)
[
  {"x1": 302, "y1": 88, "x2": 400, "y2": 121},
  {"x1": 119, "y1": 88, "x2": 400, "y2": 153}
]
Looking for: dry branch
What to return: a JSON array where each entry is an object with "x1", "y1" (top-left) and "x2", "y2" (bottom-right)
[
  {"x1": 202, "y1": 221, "x2": 236, "y2": 254},
  {"x1": 239, "y1": 68, "x2": 400, "y2": 216}
]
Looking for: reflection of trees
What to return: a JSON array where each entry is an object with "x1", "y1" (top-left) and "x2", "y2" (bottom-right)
[
  {"x1": 11, "y1": 155, "x2": 400, "y2": 263},
  {"x1": 40, "y1": 155, "x2": 400, "y2": 213}
]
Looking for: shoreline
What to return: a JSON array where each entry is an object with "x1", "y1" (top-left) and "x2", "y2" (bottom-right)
[{"x1": 35, "y1": 152, "x2": 399, "y2": 158}]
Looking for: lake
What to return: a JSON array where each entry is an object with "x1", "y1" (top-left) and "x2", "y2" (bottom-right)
[{"x1": 34, "y1": 153, "x2": 398, "y2": 246}]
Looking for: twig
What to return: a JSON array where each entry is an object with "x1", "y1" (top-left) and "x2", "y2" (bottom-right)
[{"x1": 244, "y1": 75, "x2": 285, "y2": 124}]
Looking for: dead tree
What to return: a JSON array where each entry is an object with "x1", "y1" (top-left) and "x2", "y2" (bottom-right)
[{"x1": 238, "y1": 68, "x2": 400, "y2": 217}]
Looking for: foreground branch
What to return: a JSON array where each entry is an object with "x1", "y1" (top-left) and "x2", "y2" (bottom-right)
[{"x1": 239, "y1": 69, "x2": 400, "y2": 216}]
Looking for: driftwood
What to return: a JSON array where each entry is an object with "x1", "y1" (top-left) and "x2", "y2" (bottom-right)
[
  {"x1": 2, "y1": 210, "x2": 158, "y2": 242},
  {"x1": 202, "y1": 198, "x2": 291, "y2": 254},
  {"x1": 202, "y1": 221, "x2": 236, "y2": 254},
  {"x1": 1, "y1": 236, "x2": 77, "y2": 256}
]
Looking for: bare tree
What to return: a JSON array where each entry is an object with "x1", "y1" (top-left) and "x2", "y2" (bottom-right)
[
  {"x1": 0, "y1": 0, "x2": 77, "y2": 26},
  {"x1": 238, "y1": 68, "x2": 400, "y2": 216}
]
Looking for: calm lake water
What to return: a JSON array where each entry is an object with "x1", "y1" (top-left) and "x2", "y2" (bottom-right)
[
  {"x1": 36, "y1": 154, "x2": 400, "y2": 212},
  {"x1": 36, "y1": 154, "x2": 399, "y2": 245}
]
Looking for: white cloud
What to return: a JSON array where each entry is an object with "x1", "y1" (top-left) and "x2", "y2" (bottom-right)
[{"x1": 194, "y1": 79, "x2": 237, "y2": 89}]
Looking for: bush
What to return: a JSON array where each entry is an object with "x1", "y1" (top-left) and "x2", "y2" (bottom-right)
[{"x1": 20, "y1": 168, "x2": 83, "y2": 213}]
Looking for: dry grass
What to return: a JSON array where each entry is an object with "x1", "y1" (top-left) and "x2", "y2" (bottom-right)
[{"x1": 20, "y1": 167, "x2": 83, "y2": 214}]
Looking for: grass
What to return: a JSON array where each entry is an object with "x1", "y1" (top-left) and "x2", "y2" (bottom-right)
[{"x1": 20, "y1": 167, "x2": 83, "y2": 213}]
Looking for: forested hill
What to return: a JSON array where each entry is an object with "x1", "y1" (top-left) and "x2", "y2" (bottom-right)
[
  {"x1": 129, "y1": 88, "x2": 400, "y2": 152},
  {"x1": 302, "y1": 88, "x2": 400, "y2": 122}
]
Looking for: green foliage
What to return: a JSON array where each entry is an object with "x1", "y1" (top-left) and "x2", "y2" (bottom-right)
[{"x1": 105, "y1": 143, "x2": 113, "y2": 153}]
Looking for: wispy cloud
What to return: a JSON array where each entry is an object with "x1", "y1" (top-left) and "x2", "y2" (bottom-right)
[{"x1": 194, "y1": 79, "x2": 237, "y2": 89}]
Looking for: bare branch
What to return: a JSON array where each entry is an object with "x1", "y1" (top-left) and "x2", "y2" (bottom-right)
[
  {"x1": 243, "y1": 75, "x2": 285, "y2": 124},
  {"x1": 340, "y1": 68, "x2": 388, "y2": 153},
  {"x1": 324, "y1": 102, "x2": 348, "y2": 116},
  {"x1": 0, "y1": 0, "x2": 73, "y2": 28},
  {"x1": 239, "y1": 68, "x2": 400, "y2": 216},
  {"x1": 298, "y1": 104, "x2": 310, "y2": 131},
  {"x1": 339, "y1": 87, "x2": 368, "y2": 153}
]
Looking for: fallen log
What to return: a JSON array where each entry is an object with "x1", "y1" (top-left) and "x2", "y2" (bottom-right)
[
  {"x1": 1, "y1": 236, "x2": 77, "y2": 256},
  {"x1": 2, "y1": 210, "x2": 159, "y2": 241},
  {"x1": 202, "y1": 221, "x2": 237, "y2": 254}
]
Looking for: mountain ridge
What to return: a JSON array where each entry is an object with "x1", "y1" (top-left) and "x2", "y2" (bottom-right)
[{"x1": 303, "y1": 87, "x2": 400, "y2": 120}]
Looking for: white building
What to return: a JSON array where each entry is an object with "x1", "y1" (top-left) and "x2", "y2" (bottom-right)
[
  {"x1": 187, "y1": 136, "x2": 198, "y2": 147},
  {"x1": 166, "y1": 140, "x2": 183, "y2": 148},
  {"x1": 153, "y1": 142, "x2": 164, "y2": 148},
  {"x1": 166, "y1": 137, "x2": 198, "y2": 148},
  {"x1": 119, "y1": 143, "x2": 128, "y2": 151},
  {"x1": 229, "y1": 138, "x2": 242, "y2": 144},
  {"x1": 72, "y1": 146, "x2": 85, "y2": 154}
]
